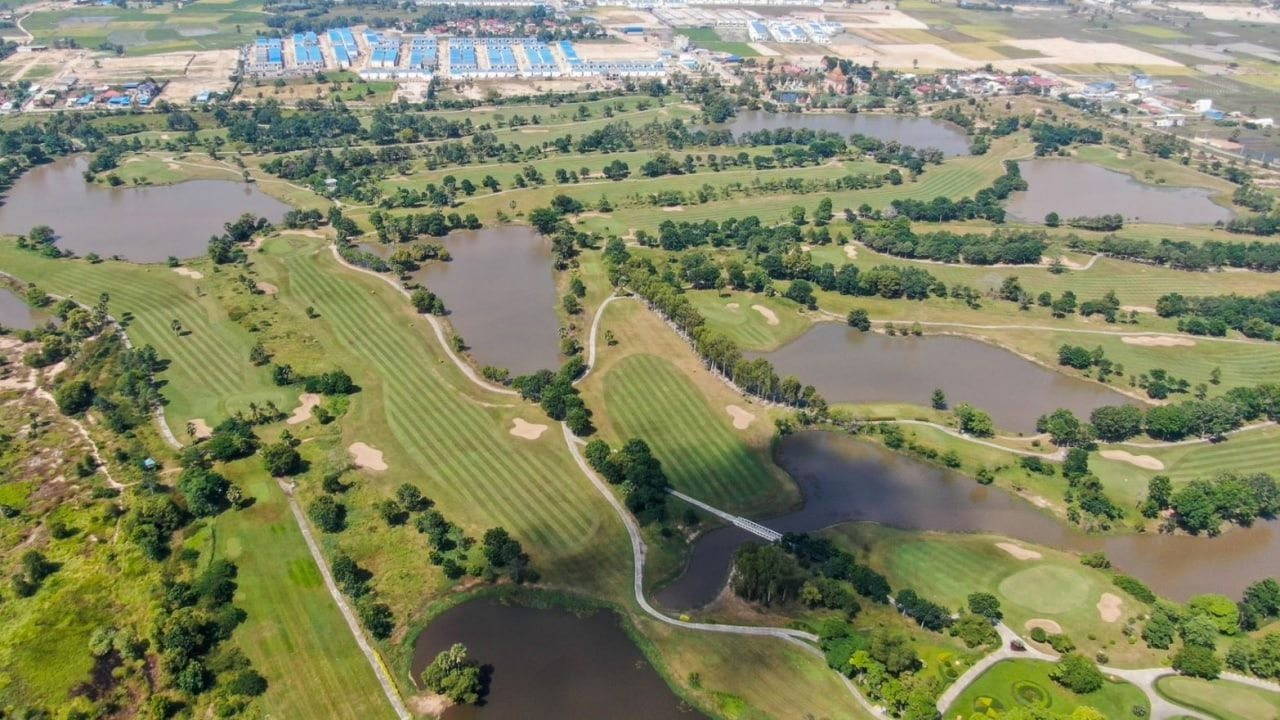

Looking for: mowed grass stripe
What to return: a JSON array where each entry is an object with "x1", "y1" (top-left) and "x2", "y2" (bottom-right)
[
  {"x1": 284, "y1": 250, "x2": 626, "y2": 584},
  {"x1": 604, "y1": 354, "x2": 777, "y2": 513}
]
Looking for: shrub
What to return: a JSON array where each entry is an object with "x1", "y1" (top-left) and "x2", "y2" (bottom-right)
[{"x1": 1050, "y1": 654, "x2": 1104, "y2": 694}]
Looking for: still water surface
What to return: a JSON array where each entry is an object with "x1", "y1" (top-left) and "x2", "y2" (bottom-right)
[
  {"x1": 1006, "y1": 159, "x2": 1234, "y2": 225},
  {"x1": 0, "y1": 288, "x2": 41, "y2": 330},
  {"x1": 0, "y1": 156, "x2": 289, "y2": 262}
]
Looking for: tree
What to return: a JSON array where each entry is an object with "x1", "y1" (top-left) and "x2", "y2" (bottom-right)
[
  {"x1": 950, "y1": 613, "x2": 999, "y2": 648},
  {"x1": 955, "y1": 404, "x2": 994, "y2": 437},
  {"x1": 261, "y1": 441, "x2": 303, "y2": 476},
  {"x1": 1090, "y1": 405, "x2": 1144, "y2": 443},
  {"x1": 930, "y1": 388, "x2": 947, "y2": 411},
  {"x1": 731, "y1": 543, "x2": 803, "y2": 606},
  {"x1": 529, "y1": 207, "x2": 562, "y2": 234},
  {"x1": 1142, "y1": 475, "x2": 1173, "y2": 517},
  {"x1": 421, "y1": 644, "x2": 483, "y2": 704},
  {"x1": 869, "y1": 627, "x2": 919, "y2": 675},
  {"x1": 847, "y1": 308, "x2": 871, "y2": 331},
  {"x1": 1188, "y1": 594, "x2": 1241, "y2": 635},
  {"x1": 177, "y1": 467, "x2": 230, "y2": 517},
  {"x1": 54, "y1": 380, "x2": 95, "y2": 415},
  {"x1": 1045, "y1": 211, "x2": 1060, "y2": 227},
  {"x1": 1181, "y1": 614, "x2": 1220, "y2": 649},
  {"x1": 1172, "y1": 645, "x2": 1222, "y2": 679},
  {"x1": 968, "y1": 592, "x2": 1002, "y2": 622},
  {"x1": 1063, "y1": 447, "x2": 1090, "y2": 479},
  {"x1": 308, "y1": 496, "x2": 346, "y2": 532},
  {"x1": 1036, "y1": 408, "x2": 1094, "y2": 447},
  {"x1": 1050, "y1": 654, "x2": 1104, "y2": 694}
]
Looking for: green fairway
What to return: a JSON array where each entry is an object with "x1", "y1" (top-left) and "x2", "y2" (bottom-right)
[
  {"x1": 1155, "y1": 676, "x2": 1280, "y2": 720},
  {"x1": 687, "y1": 292, "x2": 812, "y2": 352},
  {"x1": 946, "y1": 659, "x2": 1150, "y2": 719},
  {"x1": 0, "y1": 243, "x2": 292, "y2": 435},
  {"x1": 1093, "y1": 424, "x2": 1280, "y2": 504},
  {"x1": 193, "y1": 458, "x2": 395, "y2": 719}
]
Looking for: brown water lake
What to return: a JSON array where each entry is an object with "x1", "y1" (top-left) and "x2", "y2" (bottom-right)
[
  {"x1": 1006, "y1": 159, "x2": 1234, "y2": 225},
  {"x1": 410, "y1": 599, "x2": 694, "y2": 720},
  {"x1": 656, "y1": 432, "x2": 1280, "y2": 610},
  {"x1": 714, "y1": 111, "x2": 972, "y2": 156},
  {"x1": 0, "y1": 288, "x2": 41, "y2": 330},
  {"x1": 753, "y1": 323, "x2": 1137, "y2": 433},
  {"x1": 363, "y1": 226, "x2": 561, "y2": 376},
  {"x1": 0, "y1": 156, "x2": 289, "y2": 262}
]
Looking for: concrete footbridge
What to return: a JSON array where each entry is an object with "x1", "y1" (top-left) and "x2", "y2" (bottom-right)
[{"x1": 668, "y1": 490, "x2": 783, "y2": 542}]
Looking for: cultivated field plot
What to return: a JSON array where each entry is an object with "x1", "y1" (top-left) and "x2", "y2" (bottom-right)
[{"x1": 21, "y1": 0, "x2": 266, "y2": 56}]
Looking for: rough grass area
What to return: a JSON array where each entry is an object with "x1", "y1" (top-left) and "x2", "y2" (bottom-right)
[
  {"x1": 946, "y1": 659, "x2": 1150, "y2": 720},
  {"x1": 1155, "y1": 675, "x2": 1280, "y2": 720}
]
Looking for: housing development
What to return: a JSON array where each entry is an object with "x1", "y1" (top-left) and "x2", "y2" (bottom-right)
[{"x1": 1, "y1": 0, "x2": 1280, "y2": 719}]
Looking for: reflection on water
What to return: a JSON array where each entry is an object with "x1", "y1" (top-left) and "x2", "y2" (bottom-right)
[
  {"x1": 656, "y1": 432, "x2": 1280, "y2": 609},
  {"x1": 411, "y1": 599, "x2": 692, "y2": 720},
  {"x1": 0, "y1": 156, "x2": 289, "y2": 262},
  {"x1": 0, "y1": 287, "x2": 40, "y2": 330},
  {"x1": 1006, "y1": 159, "x2": 1234, "y2": 225},
  {"x1": 754, "y1": 324, "x2": 1137, "y2": 434},
  {"x1": 714, "y1": 110, "x2": 972, "y2": 156}
]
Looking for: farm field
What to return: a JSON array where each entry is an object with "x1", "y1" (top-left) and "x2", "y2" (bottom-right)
[{"x1": 20, "y1": 0, "x2": 267, "y2": 56}]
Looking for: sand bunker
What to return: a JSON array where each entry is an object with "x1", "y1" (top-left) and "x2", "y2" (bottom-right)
[
  {"x1": 752, "y1": 305, "x2": 780, "y2": 326},
  {"x1": 725, "y1": 405, "x2": 756, "y2": 430},
  {"x1": 509, "y1": 417, "x2": 548, "y2": 440},
  {"x1": 661, "y1": 206, "x2": 685, "y2": 212},
  {"x1": 1100, "y1": 449, "x2": 1165, "y2": 470},
  {"x1": 1025, "y1": 618, "x2": 1064, "y2": 636},
  {"x1": 286, "y1": 393, "x2": 322, "y2": 425},
  {"x1": 256, "y1": 282, "x2": 278, "y2": 295},
  {"x1": 1097, "y1": 592, "x2": 1123, "y2": 623},
  {"x1": 726, "y1": 302, "x2": 740, "y2": 310},
  {"x1": 1120, "y1": 305, "x2": 1156, "y2": 314},
  {"x1": 1121, "y1": 335, "x2": 1196, "y2": 347},
  {"x1": 997, "y1": 542, "x2": 1042, "y2": 560},
  {"x1": 844, "y1": 245, "x2": 859, "y2": 259},
  {"x1": 172, "y1": 267, "x2": 204, "y2": 280},
  {"x1": 348, "y1": 442, "x2": 388, "y2": 471},
  {"x1": 189, "y1": 418, "x2": 212, "y2": 439}
]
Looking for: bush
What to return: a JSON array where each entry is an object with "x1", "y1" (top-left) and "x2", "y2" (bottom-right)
[
  {"x1": 1113, "y1": 574, "x2": 1156, "y2": 604},
  {"x1": 261, "y1": 442, "x2": 303, "y2": 477},
  {"x1": 1172, "y1": 645, "x2": 1222, "y2": 679},
  {"x1": 307, "y1": 496, "x2": 346, "y2": 533},
  {"x1": 1050, "y1": 654, "x2": 1104, "y2": 694}
]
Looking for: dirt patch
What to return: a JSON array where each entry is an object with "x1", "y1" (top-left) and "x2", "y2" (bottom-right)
[
  {"x1": 189, "y1": 418, "x2": 212, "y2": 439},
  {"x1": 172, "y1": 267, "x2": 204, "y2": 280},
  {"x1": 1004, "y1": 37, "x2": 1183, "y2": 67},
  {"x1": 1120, "y1": 305, "x2": 1156, "y2": 314},
  {"x1": 408, "y1": 693, "x2": 450, "y2": 716},
  {"x1": 509, "y1": 417, "x2": 548, "y2": 440},
  {"x1": 287, "y1": 393, "x2": 322, "y2": 425},
  {"x1": 996, "y1": 542, "x2": 1042, "y2": 560},
  {"x1": 844, "y1": 245, "x2": 859, "y2": 259},
  {"x1": 751, "y1": 304, "x2": 780, "y2": 326},
  {"x1": 1097, "y1": 592, "x2": 1123, "y2": 623},
  {"x1": 348, "y1": 442, "x2": 388, "y2": 471},
  {"x1": 1100, "y1": 449, "x2": 1165, "y2": 470},
  {"x1": 1171, "y1": 2, "x2": 1280, "y2": 23},
  {"x1": 661, "y1": 206, "x2": 685, "y2": 212},
  {"x1": 749, "y1": 42, "x2": 780, "y2": 56},
  {"x1": 1121, "y1": 335, "x2": 1196, "y2": 347},
  {"x1": 255, "y1": 281, "x2": 278, "y2": 295},
  {"x1": 1025, "y1": 618, "x2": 1064, "y2": 635},
  {"x1": 725, "y1": 405, "x2": 755, "y2": 430},
  {"x1": 1040, "y1": 254, "x2": 1089, "y2": 270}
]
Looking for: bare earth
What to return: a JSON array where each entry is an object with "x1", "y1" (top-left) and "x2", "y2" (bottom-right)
[
  {"x1": 844, "y1": 245, "x2": 859, "y2": 259},
  {"x1": 725, "y1": 404, "x2": 756, "y2": 430},
  {"x1": 1121, "y1": 305, "x2": 1156, "y2": 314},
  {"x1": 286, "y1": 393, "x2": 322, "y2": 425},
  {"x1": 1121, "y1": 335, "x2": 1196, "y2": 347},
  {"x1": 1097, "y1": 592, "x2": 1124, "y2": 623},
  {"x1": 1025, "y1": 618, "x2": 1064, "y2": 635},
  {"x1": 996, "y1": 542, "x2": 1042, "y2": 560},
  {"x1": 256, "y1": 282, "x2": 279, "y2": 295},
  {"x1": 1100, "y1": 449, "x2": 1166, "y2": 471},
  {"x1": 509, "y1": 417, "x2": 548, "y2": 440},
  {"x1": 1171, "y1": 2, "x2": 1280, "y2": 23},
  {"x1": 752, "y1": 304, "x2": 780, "y2": 326},
  {"x1": 348, "y1": 442, "x2": 388, "y2": 471},
  {"x1": 172, "y1": 267, "x2": 204, "y2": 280},
  {"x1": 1004, "y1": 37, "x2": 1182, "y2": 67},
  {"x1": 189, "y1": 418, "x2": 212, "y2": 439}
]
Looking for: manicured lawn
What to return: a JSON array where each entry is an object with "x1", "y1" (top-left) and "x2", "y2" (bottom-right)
[
  {"x1": 687, "y1": 291, "x2": 812, "y2": 352},
  {"x1": 946, "y1": 659, "x2": 1149, "y2": 720},
  {"x1": 1155, "y1": 675, "x2": 1280, "y2": 720},
  {"x1": 1093, "y1": 425, "x2": 1280, "y2": 505}
]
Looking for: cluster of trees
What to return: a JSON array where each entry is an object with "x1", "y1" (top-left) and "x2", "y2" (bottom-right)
[
  {"x1": 510, "y1": 359, "x2": 595, "y2": 436},
  {"x1": 860, "y1": 219, "x2": 1048, "y2": 265},
  {"x1": 821, "y1": 622, "x2": 940, "y2": 720},
  {"x1": 1144, "y1": 471, "x2": 1280, "y2": 535},
  {"x1": 421, "y1": 644, "x2": 485, "y2": 705},
  {"x1": 1029, "y1": 122, "x2": 1102, "y2": 155},
  {"x1": 207, "y1": 214, "x2": 272, "y2": 265},
  {"x1": 583, "y1": 438, "x2": 670, "y2": 523},
  {"x1": 367, "y1": 209, "x2": 480, "y2": 243},
  {"x1": 1226, "y1": 211, "x2": 1280, "y2": 237},
  {"x1": 1139, "y1": 578, "x2": 1280, "y2": 680},
  {"x1": 887, "y1": 161, "x2": 1027, "y2": 223},
  {"x1": 1064, "y1": 214, "x2": 1124, "y2": 232},
  {"x1": 1075, "y1": 234, "x2": 1280, "y2": 273},
  {"x1": 1156, "y1": 291, "x2": 1280, "y2": 341}
]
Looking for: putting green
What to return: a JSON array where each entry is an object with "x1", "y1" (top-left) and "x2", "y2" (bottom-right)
[{"x1": 997, "y1": 565, "x2": 1092, "y2": 614}]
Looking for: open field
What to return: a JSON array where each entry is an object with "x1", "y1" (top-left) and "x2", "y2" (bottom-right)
[
  {"x1": 20, "y1": 0, "x2": 267, "y2": 56},
  {"x1": 946, "y1": 659, "x2": 1150, "y2": 719},
  {"x1": 830, "y1": 524, "x2": 1159, "y2": 667},
  {"x1": 1155, "y1": 675, "x2": 1280, "y2": 720}
]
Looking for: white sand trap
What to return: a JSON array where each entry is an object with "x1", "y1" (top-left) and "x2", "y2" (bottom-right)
[
  {"x1": 1097, "y1": 592, "x2": 1123, "y2": 623},
  {"x1": 509, "y1": 417, "x2": 548, "y2": 440},
  {"x1": 1100, "y1": 449, "x2": 1165, "y2": 470},
  {"x1": 348, "y1": 442, "x2": 388, "y2": 471},
  {"x1": 1025, "y1": 618, "x2": 1063, "y2": 635},
  {"x1": 661, "y1": 206, "x2": 685, "y2": 212},
  {"x1": 287, "y1": 393, "x2": 322, "y2": 425},
  {"x1": 1121, "y1": 305, "x2": 1156, "y2": 314},
  {"x1": 256, "y1": 281, "x2": 278, "y2": 295},
  {"x1": 725, "y1": 405, "x2": 755, "y2": 430},
  {"x1": 1121, "y1": 335, "x2": 1196, "y2": 347},
  {"x1": 726, "y1": 302, "x2": 740, "y2": 310},
  {"x1": 844, "y1": 245, "x2": 859, "y2": 259},
  {"x1": 997, "y1": 542, "x2": 1042, "y2": 560},
  {"x1": 752, "y1": 305, "x2": 780, "y2": 326},
  {"x1": 189, "y1": 418, "x2": 212, "y2": 439},
  {"x1": 172, "y1": 267, "x2": 204, "y2": 280}
]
